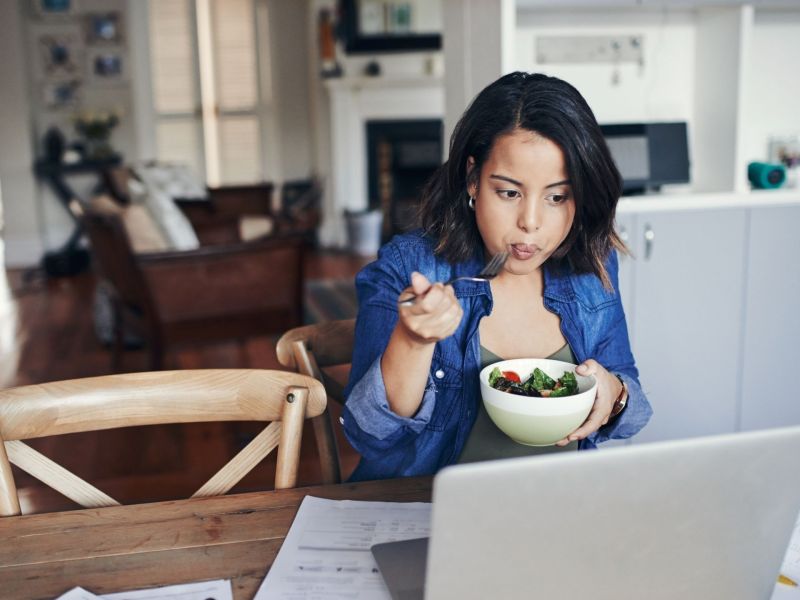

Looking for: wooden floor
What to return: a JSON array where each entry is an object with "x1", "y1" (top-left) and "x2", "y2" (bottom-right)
[{"x1": 0, "y1": 248, "x2": 372, "y2": 514}]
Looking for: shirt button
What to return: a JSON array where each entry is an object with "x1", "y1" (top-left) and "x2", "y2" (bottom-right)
[
  {"x1": 339, "y1": 417, "x2": 344, "y2": 425},
  {"x1": 435, "y1": 369, "x2": 445, "y2": 379}
]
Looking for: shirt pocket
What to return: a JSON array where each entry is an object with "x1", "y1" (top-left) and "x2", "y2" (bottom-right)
[{"x1": 426, "y1": 348, "x2": 463, "y2": 432}]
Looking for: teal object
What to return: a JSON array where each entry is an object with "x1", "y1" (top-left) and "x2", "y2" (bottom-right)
[{"x1": 748, "y1": 162, "x2": 786, "y2": 189}]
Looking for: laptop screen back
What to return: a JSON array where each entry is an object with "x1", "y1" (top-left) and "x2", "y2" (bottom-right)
[{"x1": 426, "y1": 427, "x2": 800, "y2": 600}]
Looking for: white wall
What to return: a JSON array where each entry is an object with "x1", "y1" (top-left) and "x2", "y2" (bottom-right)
[
  {"x1": 267, "y1": 0, "x2": 314, "y2": 182},
  {"x1": 515, "y1": 8, "x2": 696, "y2": 125},
  {"x1": 0, "y1": 0, "x2": 137, "y2": 267},
  {"x1": 741, "y1": 9, "x2": 800, "y2": 165},
  {"x1": 0, "y1": 0, "x2": 43, "y2": 267},
  {"x1": 31, "y1": 0, "x2": 136, "y2": 255}
]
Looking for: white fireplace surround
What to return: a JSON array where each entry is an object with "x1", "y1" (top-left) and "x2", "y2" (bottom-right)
[{"x1": 321, "y1": 76, "x2": 444, "y2": 248}]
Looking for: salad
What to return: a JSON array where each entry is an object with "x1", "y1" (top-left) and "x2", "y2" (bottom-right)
[{"x1": 488, "y1": 366, "x2": 579, "y2": 398}]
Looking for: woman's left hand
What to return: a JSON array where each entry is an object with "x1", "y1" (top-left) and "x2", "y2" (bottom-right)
[{"x1": 554, "y1": 359, "x2": 623, "y2": 447}]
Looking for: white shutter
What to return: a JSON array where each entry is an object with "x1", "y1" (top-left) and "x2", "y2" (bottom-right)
[
  {"x1": 148, "y1": 0, "x2": 204, "y2": 177},
  {"x1": 149, "y1": 0, "x2": 196, "y2": 114},
  {"x1": 210, "y1": 0, "x2": 262, "y2": 185},
  {"x1": 146, "y1": 0, "x2": 264, "y2": 186}
]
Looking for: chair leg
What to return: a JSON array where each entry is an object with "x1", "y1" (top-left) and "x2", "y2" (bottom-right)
[
  {"x1": 149, "y1": 340, "x2": 164, "y2": 371},
  {"x1": 111, "y1": 305, "x2": 123, "y2": 373},
  {"x1": 311, "y1": 408, "x2": 341, "y2": 484}
]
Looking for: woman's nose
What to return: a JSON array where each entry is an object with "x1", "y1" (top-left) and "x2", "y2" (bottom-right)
[{"x1": 518, "y1": 199, "x2": 541, "y2": 232}]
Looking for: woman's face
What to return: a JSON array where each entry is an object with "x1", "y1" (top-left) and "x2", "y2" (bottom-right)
[{"x1": 469, "y1": 129, "x2": 576, "y2": 277}]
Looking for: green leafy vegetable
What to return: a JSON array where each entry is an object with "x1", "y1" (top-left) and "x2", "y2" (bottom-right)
[
  {"x1": 558, "y1": 371, "x2": 578, "y2": 395},
  {"x1": 488, "y1": 367, "x2": 503, "y2": 387},
  {"x1": 531, "y1": 368, "x2": 555, "y2": 391},
  {"x1": 490, "y1": 366, "x2": 580, "y2": 398}
]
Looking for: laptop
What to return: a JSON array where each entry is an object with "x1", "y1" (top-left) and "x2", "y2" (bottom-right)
[{"x1": 371, "y1": 426, "x2": 800, "y2": 600}]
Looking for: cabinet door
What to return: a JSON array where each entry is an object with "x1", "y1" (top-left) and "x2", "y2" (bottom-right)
[
  {"x1": 615, "y1": 214, "x2": 636, "y2": 326},
  {"x1": 740, "y1": 205, "x2": 800, "y2": 431},
  {"x1": 630, "y1": 208, "x2": 747, "y2": 443}
]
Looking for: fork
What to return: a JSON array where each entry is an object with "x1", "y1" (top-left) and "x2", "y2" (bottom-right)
[{"x1": 398, "y1": 251, "x2": 509, "y2": 307}]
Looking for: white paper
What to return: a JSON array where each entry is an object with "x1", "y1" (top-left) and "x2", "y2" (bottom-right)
[
  {"x1": 56, "y1": 588, "x2": 102, "y2": 600},
  {"x1": 772, "y1": 513, "x2": 800, "y2": 599},
  {"x1": 56, "y1": 581, "x2": 232, "y2": 600},
  {"x1": 101, "y1": 580, "x2": 232, "y2": 600},
  {"x1": 780, "y1": 513, "x2": 800, "y2": 584},
  {"x1": 255, "y1": 496, "x2": 432, "y2": 599}
]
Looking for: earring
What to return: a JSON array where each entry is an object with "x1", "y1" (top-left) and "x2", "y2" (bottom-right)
[{"x1": 468, "y1": 196, "x2": 475, "y2": 210}]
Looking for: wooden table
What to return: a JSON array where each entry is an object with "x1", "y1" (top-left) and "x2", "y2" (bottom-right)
[{"x1": 0, "y1": 477, "x2": 432, "y2": 600}]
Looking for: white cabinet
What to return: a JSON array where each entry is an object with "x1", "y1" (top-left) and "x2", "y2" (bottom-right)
[
  {"x1": 620, "y1": 207, "x2": 748, "y2": 443},
  {"x1": 740, "y1": 205, "x2": 800, "y2": 431}
]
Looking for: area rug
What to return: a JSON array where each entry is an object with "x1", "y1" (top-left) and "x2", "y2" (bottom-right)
[{"x1": 304, "y1": 279, "x2": 359, "y2": 324}]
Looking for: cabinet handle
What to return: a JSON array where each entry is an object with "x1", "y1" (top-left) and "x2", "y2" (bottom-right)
[{"x1": 644, "y1": 224, "x2": 655, "y2": 260}]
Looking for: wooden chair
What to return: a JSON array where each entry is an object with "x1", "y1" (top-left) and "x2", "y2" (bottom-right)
[
  {"x1": 0, "y1": 369, "x2": 326, "y2": 517},
  {"x1": 276, "y1": 319, "x2": 355, "y2": 484},
  {"x1": 75, "y1": 200, "x2": 307, "y2": 371}
]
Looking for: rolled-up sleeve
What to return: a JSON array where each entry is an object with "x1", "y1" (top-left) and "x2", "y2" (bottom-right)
[
  {"x1": 342, "y1": 353, "x2": 437, "y2": 457},
  {"x1": 581, "y1": 253, "x2": 653, "y2": 449},
  {"x1": 342, "y1": 240, "x2": 440, "y2": 458}
]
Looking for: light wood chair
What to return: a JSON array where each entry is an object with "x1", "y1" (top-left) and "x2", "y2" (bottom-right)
[
  {"x1": 276, "y1": 319, "x2": 356, "y2": 485},
  {"x1": 0, "y1": 369, "x2": 326, "y2": 517}
]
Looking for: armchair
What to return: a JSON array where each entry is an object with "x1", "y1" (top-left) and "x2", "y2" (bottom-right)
[{"x1": 77, "y1": 201, "x2": 306, "y2": 371}]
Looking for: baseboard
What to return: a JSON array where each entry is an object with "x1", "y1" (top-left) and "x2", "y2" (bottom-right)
[{"x1": 2, "y1": 234, "x2": 44, "y2": 268}]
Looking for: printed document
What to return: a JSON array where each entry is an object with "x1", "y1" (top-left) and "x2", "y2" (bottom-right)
[
  {"x1": 255, "y1": 495, "x2": 432, "y2": 599},
  {"x1": 55, "y1": 580, "x2": 232, "y2": 600}
]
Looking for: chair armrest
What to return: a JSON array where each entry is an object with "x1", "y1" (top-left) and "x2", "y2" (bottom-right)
[{"x1": 207, "y1": 183, "x2": 275, "y2": 217}]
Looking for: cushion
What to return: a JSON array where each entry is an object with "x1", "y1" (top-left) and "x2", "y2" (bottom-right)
[
  {"x1": 132, "y1": 163, "x2": 202, "y2": 250},
  {"x1": 239, "y1": 215, "x2": 275, "y2": 241},
  {"x1": 89, "y1": 194, "x2": 171, "y2": 254}
]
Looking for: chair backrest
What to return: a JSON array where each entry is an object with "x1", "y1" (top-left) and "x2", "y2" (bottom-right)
[
  {"x1": 275, "y1": 319, "x2": 356, "y2": 484},
  {"x1": 78, "y1": 202, "x2": 156, "y2": 318},
  {"x1": 0, "y1": 369, "x2": 326, "y2": 517},
  {"x1": 276, "y1": 319, "x2": 355, "y2": 405}
]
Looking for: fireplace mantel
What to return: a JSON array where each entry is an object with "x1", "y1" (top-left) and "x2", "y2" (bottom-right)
[{"x1": 320, "y1": 76, "x2": 444, "y2": 248}]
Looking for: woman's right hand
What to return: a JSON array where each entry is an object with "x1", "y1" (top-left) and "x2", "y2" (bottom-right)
[{"x1": 397, "y1": 272, "x2": 464, "y2": 345}]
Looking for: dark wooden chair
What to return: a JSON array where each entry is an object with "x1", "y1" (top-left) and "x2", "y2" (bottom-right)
[
  {"x1": 275, "y1": 319, "x2": 356, "y2": 484},
  {"x1": 76, "y1": 200, "x2": 307, "y2": 371}
]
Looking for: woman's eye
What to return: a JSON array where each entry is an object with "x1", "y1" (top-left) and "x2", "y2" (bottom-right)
[
  {"x1": 497, "y1": 189, "x2": 521, "y2": 200},
  {"x1": 548, "y1": 193, "x2": 570, "y2": 204}
]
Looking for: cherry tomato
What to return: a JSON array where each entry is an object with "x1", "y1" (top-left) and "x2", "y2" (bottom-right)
[{"x1": 502, "y1": 370, "x2": 521, "y2": 383}]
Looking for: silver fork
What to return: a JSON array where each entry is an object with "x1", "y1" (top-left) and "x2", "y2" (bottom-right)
[{"x1": 398, "y1": 251, "x2": 509, "y2": 307}]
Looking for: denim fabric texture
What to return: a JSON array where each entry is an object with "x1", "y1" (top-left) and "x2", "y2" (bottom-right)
[{"x1": 342, "y1": 231, "x2": 653, "y2": 481}]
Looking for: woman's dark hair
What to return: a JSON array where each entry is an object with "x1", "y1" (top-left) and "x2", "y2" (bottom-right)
[{"x1": 417, "y1": 72, "x2": 626, "y2": 289}]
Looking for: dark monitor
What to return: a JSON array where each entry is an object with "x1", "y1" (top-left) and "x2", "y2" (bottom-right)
[{"x1": 600, "y1": 122, "x2": 690, "y2": 195}]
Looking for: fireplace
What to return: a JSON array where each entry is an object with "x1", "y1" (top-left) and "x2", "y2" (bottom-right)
[
  {"x1": 322, "y1": 76, "x2": 444, "y2": 248},
  {"x1": 367, "y1": 119, "x2": 443, "y2": 241}
]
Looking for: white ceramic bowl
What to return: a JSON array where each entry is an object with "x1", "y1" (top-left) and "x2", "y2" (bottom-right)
[{"x1": 479, "y1": 358, "x2": 597, "y2": 447}]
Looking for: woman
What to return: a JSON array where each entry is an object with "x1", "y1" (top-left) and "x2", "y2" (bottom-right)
[{"x1": 341, "y1": 72, "x2": 652, "y2": 481}]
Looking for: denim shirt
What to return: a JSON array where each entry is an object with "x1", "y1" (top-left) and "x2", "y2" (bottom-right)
[{"x1": 342, "y1": 231, "x2": 652, "y2": 482}]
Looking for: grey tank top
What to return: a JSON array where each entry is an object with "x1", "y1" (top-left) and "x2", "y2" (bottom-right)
[{"x1": 457, "y1": 344, "x2": 579, "y2": 464}]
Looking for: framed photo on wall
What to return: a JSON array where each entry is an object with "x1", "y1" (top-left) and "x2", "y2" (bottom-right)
[
  {"x1": 84, "y1": 12, "x2": 124, "y2": 45},
  {"x1": 32, "y1": 0, "x2": 75, "y2": 19},
  {"x1": 86, "y1": 48, "x2": 127, "y2": 85},
  {"x1": 32, "y1": 24, "x2": 84, "y2": 81},
  {"x1": 41, "y1": 79, "x2": 81, "y2": 109}
]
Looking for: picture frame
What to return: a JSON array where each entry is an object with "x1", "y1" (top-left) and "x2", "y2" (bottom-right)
[
  {"x1": 32, "y1": 0, "x2": 75, "y2": 19},
  {"x1": 41, "y1": 79, "x2": 81, "y2": 109},
  {"x1": 340, "y1": 0, "x2": 441, "y2": 54},
  {"x1": 86, "y1": 48, "x2": 127, "y2": 85},
  {"x1": 32, "y1": 24, "x2": 84, "y2": 81},
  {"x1": 84, "y1": 12, "x2": 124, "y2": 45}
]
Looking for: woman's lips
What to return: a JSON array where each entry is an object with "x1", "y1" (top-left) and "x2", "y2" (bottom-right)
[{"x1": 510, "y1": 243, "x2": 540, "y2": 260}]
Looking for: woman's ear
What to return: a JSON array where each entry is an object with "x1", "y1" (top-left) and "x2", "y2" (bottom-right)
[{"x1": 466, "y1": 156, "x2": 477, "y2": 198}]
